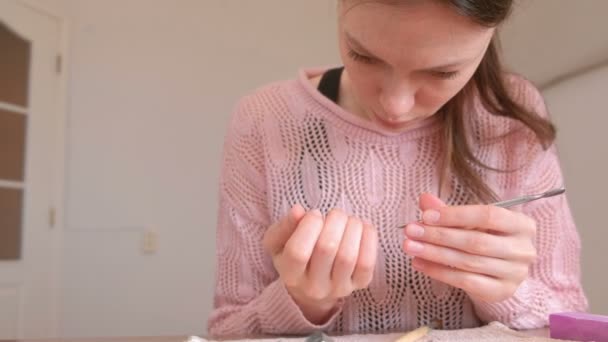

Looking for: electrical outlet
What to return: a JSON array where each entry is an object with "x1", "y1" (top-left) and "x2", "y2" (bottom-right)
[{"x1": 142, "y1": 230, "x2": 158, "y2": 254}]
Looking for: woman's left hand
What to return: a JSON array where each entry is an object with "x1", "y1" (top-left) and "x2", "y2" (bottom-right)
[{"x1": 403, "y1": 193, "x2": 537, "y2": 303}]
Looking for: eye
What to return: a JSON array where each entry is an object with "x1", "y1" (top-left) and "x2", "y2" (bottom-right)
[
  {"x1": 432, "y1": 70, "x2": 460, "y2": 80},
  {"x1": 347, "y1": 49, "x2": 375, "y2": 64}
]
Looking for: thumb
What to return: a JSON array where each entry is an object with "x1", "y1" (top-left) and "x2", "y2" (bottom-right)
[
  {"x1": 419, "y1": 193, "x2": 446, "y2": 212},
  {"x1": 263, "y1": 204, "x2": 306, "y2": 256}
]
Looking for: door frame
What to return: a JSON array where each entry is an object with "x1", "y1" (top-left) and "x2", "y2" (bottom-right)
[{"x1": 15, "y1": 0, "x2": 69, "y2": 336}]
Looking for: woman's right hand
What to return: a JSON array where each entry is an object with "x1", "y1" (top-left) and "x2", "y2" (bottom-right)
[{"x1": 263, "y1": 204, "x2": 378, "y2": 324}]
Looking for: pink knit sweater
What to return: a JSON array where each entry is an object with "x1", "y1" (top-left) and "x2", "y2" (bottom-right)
[{"x1": 207, "y1": 68, "x2": 588, "y2": 338}]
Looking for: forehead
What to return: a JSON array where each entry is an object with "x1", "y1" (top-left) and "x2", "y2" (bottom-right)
[{"x1": 340, "y1": 1, "x2": 493, "y2": 66}]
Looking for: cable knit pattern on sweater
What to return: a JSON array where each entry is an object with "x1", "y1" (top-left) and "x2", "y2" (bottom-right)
[{"x1": 207, "y1": 68, "x2": 588, "y2": 338}]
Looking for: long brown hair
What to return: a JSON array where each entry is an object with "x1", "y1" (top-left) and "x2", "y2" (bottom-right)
[{"x1": 439, "y1": 0, "x2": 556, "y2": 203}]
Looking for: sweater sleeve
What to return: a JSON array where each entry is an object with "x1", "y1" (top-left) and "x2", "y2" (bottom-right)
[
  {"x1": 207, "y1": 94, "x2": 342, "y2": 338},
  {"x1": 471, "y1": 78, "x2": 589, "y2": 329}
]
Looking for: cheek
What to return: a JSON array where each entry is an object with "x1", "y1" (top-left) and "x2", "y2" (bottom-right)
[
  {"x1": 417, "y1": 87, "x2": 455, "y2": 110},
  {"x1": 345, "y1": 63, "x2": 382, "y2": 99},
  {"x1": 418, "y1": 78, "x2": 471, "y2": 110}
]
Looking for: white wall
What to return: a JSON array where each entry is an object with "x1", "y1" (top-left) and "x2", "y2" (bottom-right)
[
  {"x1": 59, "y1": 0, "x2": 339, "y2": 337},
  {"x1": 500, "y1": 0, "x2": 608, "y2": 87},
  {"x1": 54, "y1": 0, "x2": 607, "y2": 337}
]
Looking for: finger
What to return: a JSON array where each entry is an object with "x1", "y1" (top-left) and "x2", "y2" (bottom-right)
[
  {"x1": 421, "y1": 204, "x2": 537, "y2": 236},
  {"x1": 330, "y1": 216, "x2": 363, "y2": 298},
  {"x1": 279, "y1": 209, "x2": 324, "y2": 284},
  {"x1": 309, "y1": 209, "x2": 349, "y2": 286},
  {"x1": 352, "y1": 221, "x2": 378, "y2": 289},
  {"x1": 397, "y1": 193, "x2": 444, "y2": 232},
  {"x1": 263, "y1": 204, "x2": 306, "y2": 256},
  {"x1": 403, "y1": 238, "x2": 529, "y2": 279},
  {"x1": 411, "y1": 257, "x2": 519, "y2": 303},
  {"x1": 419, "y1": 192, "x2": 446, "y2": 212},
  {"x1": 404, "y1": 223, "x2": 536, "y2": 261}
]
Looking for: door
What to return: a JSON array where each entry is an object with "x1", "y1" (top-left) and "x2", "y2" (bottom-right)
[{"x1": 0, "y1": 0, "x2": 63, "y2": 339}]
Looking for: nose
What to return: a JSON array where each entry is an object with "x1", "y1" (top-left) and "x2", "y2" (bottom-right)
[{"x1": 378, "y1": 79, "x2": 416, "y2": 118}]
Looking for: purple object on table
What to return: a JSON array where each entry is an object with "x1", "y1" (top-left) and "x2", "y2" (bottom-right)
[{"x1": 550, "y1": 312, "x2": 608, "y2": 341}]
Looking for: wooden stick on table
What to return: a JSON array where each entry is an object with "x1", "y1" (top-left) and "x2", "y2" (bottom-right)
[{"x1": 394, "y1": 326, "x2": 431, "y2": 342}]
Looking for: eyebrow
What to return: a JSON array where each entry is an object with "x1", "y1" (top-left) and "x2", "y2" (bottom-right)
[{"x1": 345, "y1": 32, "x2": 475, "y2": 71}]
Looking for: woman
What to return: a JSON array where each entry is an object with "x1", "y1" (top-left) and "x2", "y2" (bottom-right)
[{"x1": 208, "y1": 0, "x2": 588, "y2": 338}]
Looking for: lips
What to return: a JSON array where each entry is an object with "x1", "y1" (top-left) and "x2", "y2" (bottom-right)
[
  {"x1": 370, "y1": 110, "x2": 429, "y2": 131},
  {"x1": 385, "y1": 115, "x2": 402, "y2": 123},
  {"x1": 372, "y1": 111, "x2": 405, "y2": 127}
]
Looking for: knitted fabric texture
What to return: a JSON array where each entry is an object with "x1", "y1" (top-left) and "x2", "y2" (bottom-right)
[{"x1": 207, "y1": 69, "x2": 588, "y2": 338}]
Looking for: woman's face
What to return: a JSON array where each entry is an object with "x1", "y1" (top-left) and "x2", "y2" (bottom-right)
[{"x1": 338, "y1": 1, "x2": 495, "y2": 131}]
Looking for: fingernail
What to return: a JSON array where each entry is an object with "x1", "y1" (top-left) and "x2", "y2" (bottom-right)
[
  {"x1": 290, "y1": 204, "x2": 304, "y2": 217},
  {"x1": 405, "y1": 224, "x2": 425, "y2": 238},
  {"x1": 423, "y1": 210, "x2": 440, "y2": 224},
  {"x1": 362, "y1": 220, "x2": 377, "y2": 232},
  {"x1": 310, "y1": 209, "x2": 322, "y2": 217},
  {"x1": 412, "y1": 257, "x2": 425, "y2": 270},
  {"x1": 406, "y1": 240, "x2": 424, "y2": 254}
]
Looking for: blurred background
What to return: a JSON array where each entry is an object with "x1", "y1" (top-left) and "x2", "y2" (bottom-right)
[{"x1": 0, "y1": 0, "x2": 607, "y2": 339}]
